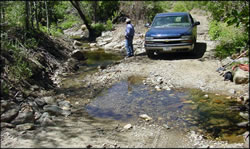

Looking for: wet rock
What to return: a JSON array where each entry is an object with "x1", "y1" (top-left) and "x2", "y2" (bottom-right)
[
  {"x1": 71, "y1": 50, "x2": 86, "y2": 61},
  {"x1": 1, "y1": 108, "x2": 19, "y2": 123},
  {"x1": 43, "y1": 105, "x2": 63, "y2": 116},
  {"x1": 73, "y1": 40, "x2": 82, "y2": 46},
  {"x1": 1, "y1": 122, "x2": 16, "y2": 128},
  {"x1": 16, "y1": 123, "x2": 35, "y2": 131},
  {"x1": 163, "y1": 85, "x2": 171, "y2": 91},
  {"x1": 139, "y1": 114, "x2": 152, "y2": 121},
  {"x1": 233, "y1": 68, "x2": 249, "y2": 84},
  {"x1": 155, "y1": 86, "x2": 161, "y2": 91},
  {"x1": 42, "y1": 96, "x2": 56, "y2": 105},
  {"x1": 35, "y1": 98, "x2": 46, "y2": 107},
  {"x1": 124, "y1": 124, "x2": 133, "y2": 130}
]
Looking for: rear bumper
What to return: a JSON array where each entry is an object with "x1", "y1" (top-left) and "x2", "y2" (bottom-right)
[{"x1": 145, "y1": 43, "x2": 194, "y2": 53}]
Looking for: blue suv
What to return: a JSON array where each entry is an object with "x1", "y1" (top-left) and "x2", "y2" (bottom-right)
[{"x1": 144, "y1": 12, "x2": 200, "y2": 58}]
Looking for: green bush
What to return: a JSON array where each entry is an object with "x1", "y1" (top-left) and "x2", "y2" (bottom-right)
[
  {"x1": 106, "y1": 19, "x2": 113, "y2": 31},
  {"x1": 209, "y1": 21, "x2": 248, "y2": 59},
  {"x1": 91, "y1": 23, "x2": 106, "y2": 36},
  {"x1": 172, "y1": 2, "x2": 189, "y2": 12}
]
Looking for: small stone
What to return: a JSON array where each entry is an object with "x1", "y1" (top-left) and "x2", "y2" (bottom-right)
[
  {"x1": 229, "y1": 89, "x2": 236, "y2": 94},
  {"x1": 42, "y1": 96, "x2": 56, "y2": 105},
  {"x1": 163, "y1": 124, "x2": 170, "y2": 129},
  {"x1": 204, "y1": 94, "x2": 209, "y2": 98},
  {"x1": 163, "y1": 85, "x2": 171, "y2": 91},
  {"x1": 155, "y1": 86, "x2": 161, "y2": 91},
  {"x1": 237, "y1": 121, "x2": 249, "y2": 127},
  {"x1": 35, "y1": 98, "x2": 46, "y2": 107},
  {"x1": 226, "y1": 96, "x2": 232, "y2": 99},
  {"x1": 124, "y1": 124, "x2": 133, "y2": 130},
  {"x1": 16, "y1": 123, "x2": 35, "y2": 131},
  {"x1": 139, "y1": 114, "x2": 152, "y2": 121},
  {"x1": 239, "y1": 112, "x2": 249, "y2": 120},
  {"x1": 1, "y1": 122, "x2": 15, "y2": 128}
]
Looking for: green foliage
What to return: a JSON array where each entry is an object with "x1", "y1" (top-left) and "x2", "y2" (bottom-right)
[
  {"x1": 105, "y1": 19, "x2": 113, "y2": 31},
  {"x1": 209, "y1": 21, "x2": 248, "y2": 59},
  {"x1": 91, "y1": 23, "x2": 106, "y2": 36},
  {"x1": 145, "y1": 1, "x2": 164, "y2": 23},
  {"x1": 5, "y1": 2, "x2": 25, "y2": 27},
  {"x1": 172, "y1": 2, "x2": 189, "y2": 12},
  {"x1": 3, "y1": 40, "x2": 33, "y2": 82},
  {"x1": 0, "y1": 80, "x2": 9, "y2": 97}
]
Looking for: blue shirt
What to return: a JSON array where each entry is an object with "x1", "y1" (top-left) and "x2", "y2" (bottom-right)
[{"x1": 125, "y1": 23, "x2": 134, "y2": 38}]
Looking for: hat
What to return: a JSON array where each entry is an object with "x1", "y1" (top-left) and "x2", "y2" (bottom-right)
[{"x1": 126, "y1": 18, "x2": 131, "y2": 23}]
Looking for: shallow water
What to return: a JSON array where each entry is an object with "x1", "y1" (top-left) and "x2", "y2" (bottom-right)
[{"x1": 85, "y1": 76, "x2": 247, "y2": 143}]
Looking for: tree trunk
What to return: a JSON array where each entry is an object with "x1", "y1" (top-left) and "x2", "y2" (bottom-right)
[
  {"x1": 34, "y1": 1, "x2": 39, "y2": 30},
  {"x1": 25, "y1": 1, "x2": 30, "y2": 30},
  {"x1": 70, "y1": 0, "x2": 96, "y2": 41},
  {"x1": 45, "y1": 1, "x2": 50, "y2": 34}
]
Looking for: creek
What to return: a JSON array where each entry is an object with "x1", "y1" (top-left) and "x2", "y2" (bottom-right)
[{"x1": 59, "y1": 50, "x2": 247, "y2": 144}]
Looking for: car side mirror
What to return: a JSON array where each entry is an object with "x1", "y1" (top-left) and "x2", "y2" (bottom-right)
[
  {"x1": 145, "y1": 23, "x2": 151, "y2": 28},
  {"x1": 193, "y1": 21, "x2": 200, "y2": 26}
]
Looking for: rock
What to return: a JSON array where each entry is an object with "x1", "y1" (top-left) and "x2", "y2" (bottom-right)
[
  {"x1": 139, "y1": 114, "x2": 152, "y2": 121},
  {"x1": 58, "y1": 101, "x2": 71, "y2": 109},
  {"x1": 233, "y1": 68, "x2": 249, "y2": 84},
  {"x1": 243, "y1": 131, "x2": 249, "y2": 148},
  {"x1": 97, "y1": 42, "x2": 107, "y2": 46},
  {"x1": 37, "y1": 112, "x2": 55, "y2": 126},
  {"x1": 103, "y1": 37, "x2": 113, "y2": 43},
  {"x1": 43, "y1": 105, "x2": 63, "y2": 116},
  {"x1": 228, "y1": 89, "x2": 236, "y2": 94},
  {"x1": 1, "y1": 108, "x2": 19, "y2": 122},
  {"x1": 42, "y1": 96, "x2": 56, "y2": 105},
  {"x1": 73, "y1": 40, "x2": 82, "y2": 46},
  {"x1": 156, "y1": 77, "x2": 163, "y2": 84},
  {"x1": 104, "y1": 42, "x2": 116, "y2": 50},
  {"x1": 239, "y1": 112, "x2": 249, "y2": 120},
  {"x1": 163, "y1": 124, "x2": 170, "y2": 129},
  {"x1": 71, "y1": 50, "x2": 86, "y2": 61},
  {"x1": 155, "y1": 86, "x2": 161, "y2": 91},
  {"x1": 123, "y1": 124, "x2": 133, "y2": 130},
  {"x1": 89, "y1": 43, "x2": 96, "y2": 47},
  {"x1": 101, "y1": 31, "x2": 112, "y2": 37},
  {"x1": 204, "y1": 94, "x2": 209, "y2": 98},
  {"x1": 61, "y1": 110, "x2": 71, "y2": 117},
  {"x1": 11, "y1": 108, "x2": 34, "y2": 125},
  {"x1": 163, "y1": 85, "x2": 171, "y2": 91},
  {"x1": 81, "y1": 25, "x2": 86, "y2": 31},
  {"x1": 1, "y1": 122, "x2": 15, "y2": 128},
  {"x1": 35, "y1": 98, "x2": 46, "y2": 107},
  {"x1": 16, "y1": 123, "x2": 35, "y2": 131},
  {"x1": 237, "y1": 121, "x2": 249, "y2": 127},
  {"x1": 235, "y1": 57, "x2": 249, "y2": 64}
]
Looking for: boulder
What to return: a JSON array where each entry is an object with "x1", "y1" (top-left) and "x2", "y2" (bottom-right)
[
  {"x1": 37, "y1": 112, "x2": 55, "y2": 126},
  {"x1": 123, "y1": 124, "x2": 133, "y2": 130},
  {"x1": 42, "y1": 96, "x2": 56, "y2": 105},
  {"x1": 43, "y1": 105, "x2": 63, "y2": 116},
  {"x1": 35, "y1": 98, "x2": 46, "y2": 107},
  {"x1": 1, "y1": 108, "x2": 19, "y2": 123},
  {"x1": 233, "y1": 68, "x2": 249, "y2": 84},
  {"x1": 104, "y1": 42, "x2": 116, "y2": 50},
  {"x1": 81, "y1": 25, "x2": 87, "y2": 31},
  {"x1": 11, "y1": 108, "x2": 35, "y2": 125},
  {"x1": 71, "y1": 50, "x2": 86, "y2": 61},
  {"x1": 103, "y1": 37, "x2": 113, "y2": 43}
]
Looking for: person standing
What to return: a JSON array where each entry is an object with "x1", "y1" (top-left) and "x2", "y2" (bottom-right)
[{"x1": 125, "y1": 18, "x2": 135, "y2": 57}]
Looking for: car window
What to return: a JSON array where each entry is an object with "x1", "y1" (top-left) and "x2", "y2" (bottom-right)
[{"x1": 151, "y1": 15, "x2": 192, "y2": 28}]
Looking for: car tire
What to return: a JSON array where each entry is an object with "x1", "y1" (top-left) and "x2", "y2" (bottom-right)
[
  {"x1": 190, "y1": 38, "x2": 197, "y2": 55},
  {"x1": 146, "y1": 50, "x2": 156, "y2": 59}
]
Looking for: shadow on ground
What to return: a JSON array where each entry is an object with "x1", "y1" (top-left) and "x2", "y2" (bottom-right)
[{"x1": 138, "y1": 42, "x2": 207, "y2": 60}]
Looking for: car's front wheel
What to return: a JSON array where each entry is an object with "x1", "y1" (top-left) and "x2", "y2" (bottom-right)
[{"x1": 146, "y1": 50, "x2": 156, "y2": 59}]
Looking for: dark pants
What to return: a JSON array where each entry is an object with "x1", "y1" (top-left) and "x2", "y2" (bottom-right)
[{"x1": 125, "y1": 37, "x2": 134, "y2": 56}]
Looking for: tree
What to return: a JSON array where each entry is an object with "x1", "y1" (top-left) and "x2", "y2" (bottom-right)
[{"x1": 70, "y1": 0, "x2": 96, "y2": 41}]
